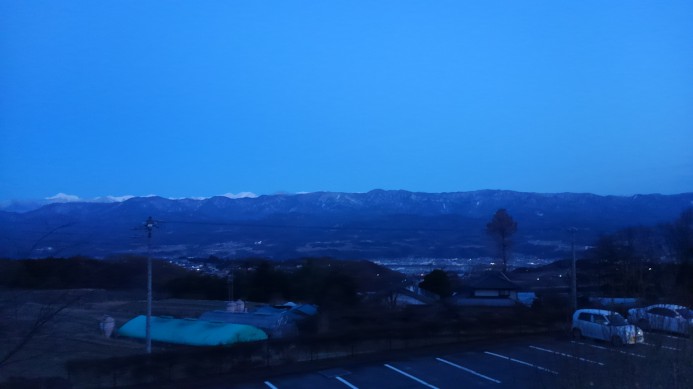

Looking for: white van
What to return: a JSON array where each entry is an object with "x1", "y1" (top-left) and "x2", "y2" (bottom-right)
[{"x1": 571, "y1": 309, "x2": 644, "y2": 346}]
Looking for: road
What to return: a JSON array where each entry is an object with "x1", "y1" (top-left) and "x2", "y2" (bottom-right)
[{"x1": 222, "y1": 332, "x2": 692, "y2": 389}]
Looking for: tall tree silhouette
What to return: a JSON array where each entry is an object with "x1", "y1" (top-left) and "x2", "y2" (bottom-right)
[{"x1": 486, "y1": 209, "x2": 518, "y2": 273}]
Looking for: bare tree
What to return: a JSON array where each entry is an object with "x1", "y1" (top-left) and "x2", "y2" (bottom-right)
[
  {"x1": 667, "y1": 207, "x2": 693, "y2": 265},
  {"x1": 486, "y1": 208, "x2": 517, "y2": 273},
  {"x1": 0, "y1": 291, "x2": 86, "y2": 369},
  {"x1": 666, "y1": 207, "x2": 693, "y2": 302}
]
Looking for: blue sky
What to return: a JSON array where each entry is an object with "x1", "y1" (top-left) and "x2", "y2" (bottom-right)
[{"x1": 1, "y1": 1, "x2": 692, "y2": 201}]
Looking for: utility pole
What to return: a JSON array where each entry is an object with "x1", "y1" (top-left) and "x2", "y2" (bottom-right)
[
  {"x1": 144, "y1": 216, "x2": 156, "y2": 354},
  {"x1": 227, "y1": 271, "x2": 234, "y2": 301},
  {"x1": 569, "y1": 227, "x2": 578, "y2": 312}
]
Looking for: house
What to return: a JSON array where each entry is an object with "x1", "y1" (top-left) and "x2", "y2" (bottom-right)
[
  {"x1": 452, "y1": 272, "x2": 534, "y2": 307},
  {"x1": 470, "y1": 272, "x2": 520, "y2": 299}
]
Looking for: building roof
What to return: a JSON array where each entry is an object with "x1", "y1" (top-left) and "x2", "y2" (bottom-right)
[
  {"x1": 198, "y1": 304, "x2": 317, "y2": 336},
  {"x1": 469, "y1": 272, "x2": 520, "y2": 290},
  {"x1": 199, "y1": 310, "x2": 288, "y2": 331},
  {"x1": 397, "y1": 288, "x2": 438, "y2": 304},
  {"x1": 118, "y1": 315, "x2": 267, "y2": 346}
]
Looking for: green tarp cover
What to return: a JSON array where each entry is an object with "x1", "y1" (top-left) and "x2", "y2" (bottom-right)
[{"x1": 118, "y1": 315, "x2": 268, "y2": 346}]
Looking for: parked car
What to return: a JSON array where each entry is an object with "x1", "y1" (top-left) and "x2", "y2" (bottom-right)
[
  {"x1": 572, "y1": 309, "x2": 644, "y2": 346},
  {"x1": 627, "y1": 304, "x2": 693, "y2": 336}
]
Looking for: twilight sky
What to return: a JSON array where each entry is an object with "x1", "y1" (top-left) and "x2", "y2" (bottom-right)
[{"x1": 1, "y1": 1, "x2": 692, "y2": 201}]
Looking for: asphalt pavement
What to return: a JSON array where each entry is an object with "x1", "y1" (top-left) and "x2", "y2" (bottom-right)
[{"x1": 226, "y1": 332, "x2": 692, "y2": 389}]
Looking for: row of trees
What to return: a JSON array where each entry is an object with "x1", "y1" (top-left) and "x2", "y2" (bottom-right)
[
  {"x1": 586, "y1": 208, "x2": 693, "y2": 302},
  {"x1": 421, "y1": 207, "x2": 693, "y2": 304},
  {"x1": 0, "y1": 256, "x2": 406, "y2": 310},
  {"x1": 219, "y1": 260, "x2": 361, "y2": 310}
]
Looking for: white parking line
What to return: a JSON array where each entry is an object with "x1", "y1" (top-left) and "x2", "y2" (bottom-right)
[
  {"x1": 436, "y1": 357, "x2": 502, "y2": 384},
  {"x1": 264, "y1": 381, "x2": 279, "y2": 389},
  {"x1": 529, "y1": 345, "x2": 605, "y2": 366},
  {"x1": 642, "y1": 342, "x2": 681, "y2": 351},
  {"x1": 336, "y1": 376, "x2": 359, "y2": 389},
  {"x1": 384, "y1": 364, "x2": 439, "y2": 389},
  {"x1": 570, "y1": 341, "x2": 646, "y2": 358},
  {"x1": 652, "y1": 333, "x2": 685, "y2": 340},
  {"x1": 484, "y1": 351, "x2": 559, "y2": 375}
]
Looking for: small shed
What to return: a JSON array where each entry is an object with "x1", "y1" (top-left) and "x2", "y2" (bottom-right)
[
  {"x1": 200, "y1": 303, "x2": 318, "y2": 338},
  {"x1": 117, "y1": 315, "x2": 267, "y2": 346},
  {"x1": 391, "y1": 287, "x2": 439, "y2": 306}
]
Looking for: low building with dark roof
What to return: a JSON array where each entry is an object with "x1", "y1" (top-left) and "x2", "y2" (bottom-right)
[{"x1": 452, "y1": 272, "x2": 535, "y2": 307}]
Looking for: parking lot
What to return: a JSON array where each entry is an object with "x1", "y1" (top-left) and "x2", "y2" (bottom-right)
[{"x1": 227, "y1": 332, "x2": 692, "y2": 389}]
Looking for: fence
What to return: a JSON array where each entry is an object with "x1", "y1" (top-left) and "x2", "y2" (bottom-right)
[{"x1": 66, "y1": 320, "x2": 553, "y2": 388}]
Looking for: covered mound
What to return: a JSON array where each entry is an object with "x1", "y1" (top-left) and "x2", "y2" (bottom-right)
[{"x1": 118, "y1": 315, "x2": 267, "y2": 346}]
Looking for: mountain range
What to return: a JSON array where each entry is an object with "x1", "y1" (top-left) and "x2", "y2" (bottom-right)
[{"x1": 1, "y1": 189, "x2": 691, "y2": 260}]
